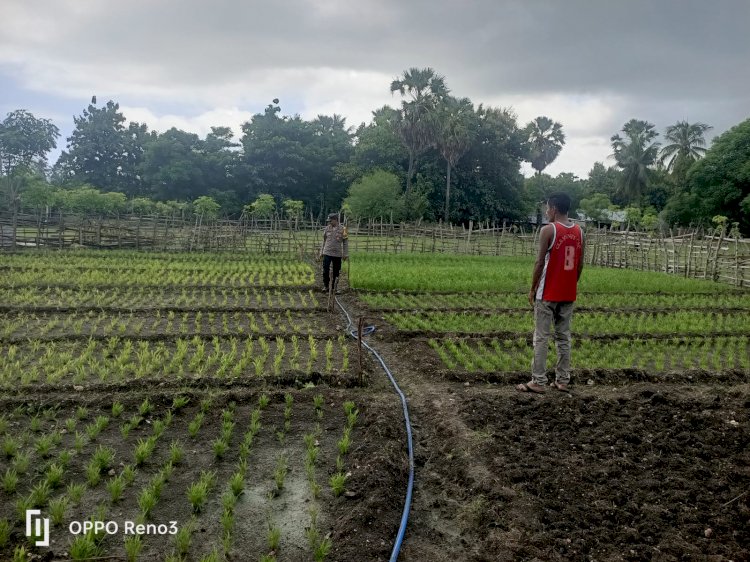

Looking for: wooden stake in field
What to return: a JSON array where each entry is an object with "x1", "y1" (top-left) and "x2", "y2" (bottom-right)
[{"x1": 357, "y1": 316, "x2": 365, "y2": 385}]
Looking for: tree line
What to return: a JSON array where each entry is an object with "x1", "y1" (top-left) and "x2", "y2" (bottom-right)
[{"x1": 1, "y1": 68, "x2": 749, "y2": 234}]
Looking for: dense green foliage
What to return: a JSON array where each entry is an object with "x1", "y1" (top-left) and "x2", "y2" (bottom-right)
[{"x1": 2, "y1": 70, "x2": 748, "y2": 230}]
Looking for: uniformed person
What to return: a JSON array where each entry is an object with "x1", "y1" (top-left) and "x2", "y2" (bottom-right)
[{"x1": 318, "y1": 213, "x2": 349, "y2": 293}]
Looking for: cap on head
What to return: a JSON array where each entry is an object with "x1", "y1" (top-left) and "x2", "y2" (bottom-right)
[{"x1": 327, "y1": 213, "x2": 339, "y2": 221}]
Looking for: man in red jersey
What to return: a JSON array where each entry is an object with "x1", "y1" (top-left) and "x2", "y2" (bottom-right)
[{"x1": 517, "y1": 192, "x2": 584, "y2": 394}]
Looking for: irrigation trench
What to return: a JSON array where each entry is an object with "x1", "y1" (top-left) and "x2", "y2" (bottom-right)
[{"x1": 334, "y1": 295, "x2": 415, "y2": 562}]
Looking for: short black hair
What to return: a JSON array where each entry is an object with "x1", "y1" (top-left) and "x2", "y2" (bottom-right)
[{"x1": 546, "y1": 192, "x2": 571, "y2": 214}]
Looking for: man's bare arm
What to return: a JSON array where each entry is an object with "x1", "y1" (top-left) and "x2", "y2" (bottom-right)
[{"x1": 529, "y1": 225, "x2": 553, "y2": 303}]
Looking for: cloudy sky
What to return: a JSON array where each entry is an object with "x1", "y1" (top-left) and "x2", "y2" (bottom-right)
[{"x1": 1, "y1": 0, "x2": 748, "y2": 177}]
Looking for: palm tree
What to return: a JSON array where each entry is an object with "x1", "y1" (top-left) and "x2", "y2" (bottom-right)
[
  {"x1": 436, "y1": 97, "x2": 474, "y2": 220},
  {"x1": 659, "y1": 120, "x2": 712, "y2": 180},
  {"x1": 611, "y1": 119, "x2": 660, "y2": 201},
  {"x1": 525, "y1": 116, "x2": 565, "y2": 175},
  {"x1": 390, "y1": 67, "x2": 450, "y2": 192}
]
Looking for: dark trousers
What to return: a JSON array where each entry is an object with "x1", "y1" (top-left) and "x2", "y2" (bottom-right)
[{"x1": 323, "y1": 255, "x2": 342, "y2": 290}]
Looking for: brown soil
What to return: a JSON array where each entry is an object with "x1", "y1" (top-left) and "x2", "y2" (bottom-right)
[{"x1": 332, "y1": 290, "x2": 750, "y2": 561}]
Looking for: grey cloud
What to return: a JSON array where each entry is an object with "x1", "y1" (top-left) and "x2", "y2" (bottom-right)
[{"x1": 2, "y1": 0, "x2": 748, "y2": 176}]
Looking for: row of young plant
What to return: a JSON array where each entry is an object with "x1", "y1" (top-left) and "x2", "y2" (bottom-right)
[
  {"x1": 387, "y1": 310, "x2": 750, "y2": 336},
  {"x1": 362, "y1": 291, "x2": 750, "y2": 311},
  {"x1": 1, "y1": 393, "x2": 360, "y2": 561},
  {"x1": 0, "y1": 267, "x2": 315, "y2": 289},
  {"x1": 348, "y1": 253, "x2": 733, "y2": 293},
  {"x1": 295, "y1": 399, "x2": 359, "y2": 562},
  {"x1": 0, "y1": 252, "x2": 309, "y2": 274},
  {"x1": 0, "y1": 395, "x2": 193, "y2": 560},
  {"x1": 0, "y1": 335, "x2": 352, "y2": 387},
  {"x1": 0, "y1": 310, "x2": 325, "y2": 341},
  {"x1": 1, "y1": 251, "x2": 305, "y2": 270},
  {"x1": 427, "y1": 335, "x2": 750, "y2": 372},
  {"x1": 0, "y1": 287, "x2": 322, "y2": 310}
]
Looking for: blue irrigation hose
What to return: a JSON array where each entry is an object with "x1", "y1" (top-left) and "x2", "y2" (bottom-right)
[{"x1": 334, "y1": 296, "x2": 415, "y2": 562}]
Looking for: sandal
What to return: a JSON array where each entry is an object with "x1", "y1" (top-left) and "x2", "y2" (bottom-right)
[
  {"x1": 516, "y1": 382, "x2": 546, "y2": 394},
  {"x1": 551, "y1": 381, "x2": 569, "y2": 392}
]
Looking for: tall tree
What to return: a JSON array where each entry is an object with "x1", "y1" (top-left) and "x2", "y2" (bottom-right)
[
  {"x1": 436, "y1": 97, "x2": 474, "y2": 220},
  {"x1": 140, "y1": 128, "x2": 205, "y2": 200},
  {"x1": 239, "y1": 102, "x2": 352, "y2": 214},
  {"x1": 58, "y1": 100, "x2": 147, "y2": 194},
  {"x1": 443, "y1": 105, "x2": 526, "y2": 221},
  {"x1": 390, "y1": 67, "x2": 449, "y2": 192},
  {"x1": 611, "y1": 119, "x2": 660, "y2": 201},
  {"x1": 335, "y1": 105, "x2": 408, "y2": 186},
  {"x1": 659, "y1": 120, "x2": 712, "y2": 182},
  {"x1": 0, "y1": 110, "x2": 59, "y2": 176},
  {"x1": 524, "y1": 116, "x2": 565, "y2": 175},
  {"x1": 0, "y1": 109, "x2": 60, "y2": 246},
  {"x1": 674, "y1": 118, "x2": 750, "y2": 234}
]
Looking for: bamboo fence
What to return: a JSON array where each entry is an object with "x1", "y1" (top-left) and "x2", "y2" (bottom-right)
[{"x1": 1, "y1": 212, "x2": 749, "y2": 287}]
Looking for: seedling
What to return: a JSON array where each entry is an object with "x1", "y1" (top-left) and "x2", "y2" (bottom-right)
[
  {"x1": 30, "y1": 480, "x2": 52, "y2": 506},
  {"x1": 172, "y1": 395, "x2": 190, "y2": 411},
  {"x1": 124, "y1": 534, "x2": 142, "y2": 562},
  {"x1": 0, "y1": 518, "x2": 10, "y2": 548},
  {"x1": 48, "y1": 496, "x2": 68, "y2": 526},
  {"x1": 73, "y1": 432, "x2": 86, "y2": 453},
  {"x1": 65, "y1": 418, "x2": 77, "y2": 432},
  {"x1": 267, "y1": 523, "x2": 281, "y2": 551},
  {"x1": 329, "y1": 472, "x2": 347, "y2": 497},
  {"x1": 134, "y1": 437, "x2": 156, "y2": 466},
  {"x1": 152, "y1": 419, "x2": 166, "y2": 438},
  {"x1": 2, "y1": 436, "x2": 18, "y2": 458},
  {"x1": 173, "y1": 517, "x2": 195, "y2": 557},
  {"x1": 188, "y1": 412, "x2": 205, "y2": 438},
  {"x1": 230, "y1": 472, "x2": 244, "y2": 497},
  {"x1": 75, "y1": 406, "x2": 88, "y2": 420},
  {"x1": 122, "y1": 464, "x2": 136, "y2": 486},
  {"x1": 12, "y1": 451, "x2": 29, "y2": 474},
  {"x1": 314, "y1": 537, "x2": 332, "y2": 561},
  {"x1": 13, "y1": 545, "x2": 29, "y2": 562},
  {"x1": 69, "y1": 534, "x2": 99, "y2": 559},
  {"x1": 137, "y1": 487, "x2": 157, "y2": 519},
  {"x1": 258, "y1": 393, "x2": 270, "y2": 409},
  {"x1": 15, "y1": 495, "x2": 33, "y2": 523},
  {"x1": 120, "y1": 423, "x2": 132, "y2": 439},
  {"x1": 86, "y1": 416, "x2": 109, "y2": 439},
  {"x1": 169, "y1": 441, "x2": 184, "y2": 465},
  {"x1": 274, "y1": 455, "x2": 288, "y2": 492},
  {"x1": 29, "y1": 416, "x2": 42, "y2": 433},
  {"x1": 338, "y1": 430, "x2": 351, "y2": 456},
  {"x1": 139, "y1": 399, "x2": 153, "y2": 417},
  {"x1": 111, "y1": 402, "x2": 124, "y2": 418},
  {"x1": 199, "y1": 548, "x2": 221, "y2": 562},
  {"x1": 92, "y1": 445, "x2": 116, "y2": 471},
  {"x1": 188, "y1": 471, "x2": 215, "y2": 513},
  {"x1": 107, "y1": 476, "x2": 125, "y2": 503},
  {"x1": 2, "y1": 468, "x2": 19, "y2": 493},
  {"x1": 213, "y1": 438, "x2": 228, "y2": 459},
  {"x1": 86, "y1": 460, "x2": 102, "y2": 487},
  {"x1": 45, "y1": 463, "x2": 65, "y2": 489},
  {"x1": 66, "y1": 482, "x2": 86, "y2": 505},
  {"x1": 199, "y1": 397, "x2": 213, "y2": 413}
]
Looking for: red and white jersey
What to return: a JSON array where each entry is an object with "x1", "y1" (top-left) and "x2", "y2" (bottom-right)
[{"x1": 536, "y1": 221, "x2": 583, "y2": 302}]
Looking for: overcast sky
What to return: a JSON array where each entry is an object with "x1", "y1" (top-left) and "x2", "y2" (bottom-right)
[{"x1": 1, "y1": 0, "x2": 748, "y2": 178}]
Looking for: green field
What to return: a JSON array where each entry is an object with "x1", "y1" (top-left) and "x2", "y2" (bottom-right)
[{"x1": 348, "y1": 253, "x2": 735, "y2": 293}]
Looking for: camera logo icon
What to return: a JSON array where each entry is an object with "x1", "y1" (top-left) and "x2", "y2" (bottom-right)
[{"x1": 25, "y1": 509, "x2": 50, "y2": 547}]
